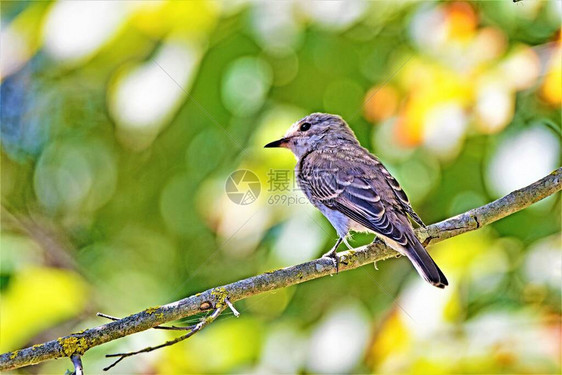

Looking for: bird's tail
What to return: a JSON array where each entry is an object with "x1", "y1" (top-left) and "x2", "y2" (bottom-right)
[{"x1": 403, "y1": 233, "x2": 448, "y2": 289}]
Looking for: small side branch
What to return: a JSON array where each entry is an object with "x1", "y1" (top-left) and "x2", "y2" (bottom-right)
[
  {"x1": 103, "y1": 307, "x2": 224, "y2": 371},
  {"x1": 224, "y1": 298, "x2": 240, "y2": 317},
  {"x1": 70, "y1": 354, "x2": 83, "y2": 375}
]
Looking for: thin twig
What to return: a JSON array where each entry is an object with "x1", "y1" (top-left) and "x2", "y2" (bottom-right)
[
  {"x1": 70, "y1": 354, "x2": 83, "y2": 375},
  {"x1": 97, "y1": 313, "x2": 196, "y2": 331},
  {"x1": 224, "y1": 298, "x2": 240, "y2": 317},
  {"x1": 0, "y1": 168, "x2": 560, "y2": 371},
  {"x1": 103, "y1": 307, "x2": 224, "y2": 371}
]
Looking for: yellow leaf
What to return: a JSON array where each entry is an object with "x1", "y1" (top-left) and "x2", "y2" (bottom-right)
[
  {"x1": 157, "y1": 317, "x2": 263, "y2": 373},
  {"x1": 368, "y1": 310, "x2": 410, "y2": 368},
  {"x1": 0, "y1": 267, "x2": 88, "y2": 352}
]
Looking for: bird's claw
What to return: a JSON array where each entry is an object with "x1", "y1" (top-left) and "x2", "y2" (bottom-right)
[{"x1": 322, "y1": 248, "x2": 340, "y2": 273}]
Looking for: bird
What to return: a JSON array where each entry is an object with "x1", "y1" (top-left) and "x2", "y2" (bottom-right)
[{"x1": 264, "y1": 112, "x2": 448, "y2": 288}]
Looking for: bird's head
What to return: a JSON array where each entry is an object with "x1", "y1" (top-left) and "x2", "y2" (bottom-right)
[{"x1": 264, "y1": 113, "x2": 359, "y2": 158}]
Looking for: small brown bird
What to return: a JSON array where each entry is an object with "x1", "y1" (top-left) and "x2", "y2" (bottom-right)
[{"x1": 265, "y1": 113, "x2": 448, "y2": 288}]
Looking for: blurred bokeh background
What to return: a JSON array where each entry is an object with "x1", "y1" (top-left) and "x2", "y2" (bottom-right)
[{"x1": 1, "y1": 0, "x2": 561, "y2": 373}]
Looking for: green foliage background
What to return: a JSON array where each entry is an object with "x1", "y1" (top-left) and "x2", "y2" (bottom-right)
[{"x1": 1, "y1": 1, "x2": 560, "y2": 373}]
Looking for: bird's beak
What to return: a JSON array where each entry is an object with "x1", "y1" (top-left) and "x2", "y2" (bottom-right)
[{"x1": 264, "y1": 137, "x2": 290, "y2": 148}]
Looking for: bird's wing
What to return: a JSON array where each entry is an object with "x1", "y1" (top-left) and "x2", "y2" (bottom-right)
[
  {"x1": 377, "y1": 164, "x2": 426, "y2": 228},
  {"x1": 300, "y1": 150, "x2": 408, "y2": 246},
  {"x1": 300, "y1": 150, "x2": 447, "y2": 288}
]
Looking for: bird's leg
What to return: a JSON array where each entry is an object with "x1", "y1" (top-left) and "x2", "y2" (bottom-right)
[
  {"x1": 322, "y1": 237, "x2": 344, "y2": 272},
  {"x1": 322, "y1": 237, "x2": 343, "y2": 258}
]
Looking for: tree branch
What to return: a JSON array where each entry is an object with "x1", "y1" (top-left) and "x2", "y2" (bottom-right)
[{"x1": 1, "y1": 167, "x2": 560, "y2": 371}]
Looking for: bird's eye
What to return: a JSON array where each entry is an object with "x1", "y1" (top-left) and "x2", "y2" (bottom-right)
[{"x1": 300, "y1": 122, "x2": 311, "y2": 132}]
